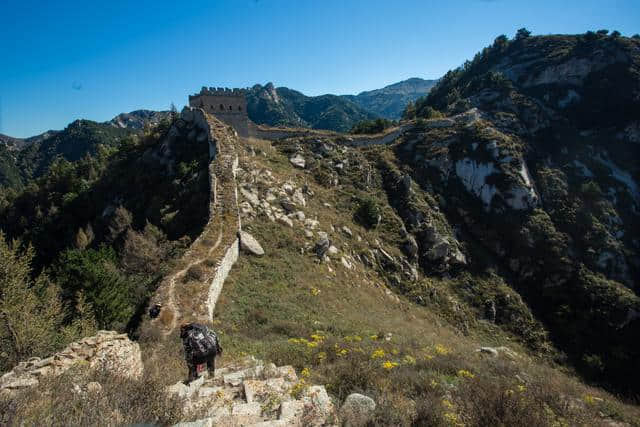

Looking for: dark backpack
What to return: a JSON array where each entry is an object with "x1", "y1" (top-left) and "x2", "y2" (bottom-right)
[{"x1": 185, "y1": 326, "x2": 220, "y2": 359}]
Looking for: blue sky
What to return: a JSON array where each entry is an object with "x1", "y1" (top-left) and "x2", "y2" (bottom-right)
[{"x1": 1, "y1": 0, "x2": 638, "y2": 137}]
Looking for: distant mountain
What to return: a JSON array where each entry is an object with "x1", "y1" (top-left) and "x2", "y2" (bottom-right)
[
  {"x1": 343, "y1": 77, "x2": 438, "y2": 119},
  {"x1": 108, "y1": 110, "x2": 172, "y2": 130},
  {"x1": 246, "y1": 83, "x2": 377, "y2": 132},
  {"x1": 0, "y1": 120, "x2": 133, "y2": 189}
]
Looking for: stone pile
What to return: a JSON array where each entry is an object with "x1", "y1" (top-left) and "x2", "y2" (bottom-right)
[
  {"x1": 169, "y1": 356, "x2": 338, "y2": 426},
  {"x1": 0, "y1": 331, "x2": 143, "y2": 395}
]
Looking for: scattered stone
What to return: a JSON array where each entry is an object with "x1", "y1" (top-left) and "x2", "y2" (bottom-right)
[
  {"x1": 341, "y1": 257, "x2": 353, "y2": 270},
  {"x1": 280, "y1": 199, "x2": 296, "y2": 213},
  {"x1": 240, "y1": 188, "x2": 260, "y2": 206},
  {"x1": 341, "y1": 226, "x2": 353, "y2": 237},
  {"x1": 301, "y1": 385, "x2": 337, "y2": 426},
  {"x1": 289, "y1": 154, "x2": 306, "y2": 168},
  {"x1": 340, "y1": 393, "x2": 376, "y2": 427},
  {"x1": 292, "y1": 211, "x2": 306, "y2": 221},
  {"x1": 292, "y1": 188, "x2": 306, "y2": 207},
  {"x1": 239, "y1": 230, "x2": 265, "y2": 256},
  {"x1": 276, "y1": 215, "x2": 294, "y2": 228},
  {"x1": 304, "y1": 230, "x2": 314, "y2": 238},
  {"x1": 328, "y1": 245, "x2": 339, "y2": 256}
]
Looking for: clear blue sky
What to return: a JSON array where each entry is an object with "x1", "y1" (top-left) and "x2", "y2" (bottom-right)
[{"x1": 1, "y1": 0, "x2": 638, "y2": 137}]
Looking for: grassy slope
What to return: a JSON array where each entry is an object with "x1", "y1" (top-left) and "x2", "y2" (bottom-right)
[{"x1": 212, "y1": 137, "x2": 640, "y2": 426}]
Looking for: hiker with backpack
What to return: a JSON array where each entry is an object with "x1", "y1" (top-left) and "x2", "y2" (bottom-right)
[{"x1": 180, "y1": 323, "x2": 223, "y2": 383}]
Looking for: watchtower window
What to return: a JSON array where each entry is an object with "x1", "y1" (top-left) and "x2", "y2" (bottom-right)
[
  {"x1": 238, "y1": 106, "x2": 242, "y2": 111},
  {"x1": 219, "y1": 104, "x2": 224, "y2": 111},
  {"x1": 229, "y1": 105, "x2": 233, "y2": 111}
]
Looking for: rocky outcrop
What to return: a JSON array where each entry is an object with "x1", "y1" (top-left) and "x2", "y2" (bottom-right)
[
  {"x1": 168, "y1": 356, "x2": 337, "y2": 426},
  {"x1": 0, "y1": 331, "x2": 142, "y2": 395}
]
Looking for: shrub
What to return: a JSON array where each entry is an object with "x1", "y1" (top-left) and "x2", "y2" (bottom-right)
[
  {"x1": 350, "y1": 118, "x2": 396, "y2": 135},
  {"x1": 354, "y1": 198, "x2": 381, "y2": 229}
]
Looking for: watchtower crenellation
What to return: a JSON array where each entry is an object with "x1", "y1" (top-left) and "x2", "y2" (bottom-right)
[{"x1": 188, "y1": 86, "x2": 249, "y2": 137}]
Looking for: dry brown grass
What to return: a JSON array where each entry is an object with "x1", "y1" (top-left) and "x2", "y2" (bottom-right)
[{"x1": 0, "y1": 364, "x2": 183, "y2": 426}]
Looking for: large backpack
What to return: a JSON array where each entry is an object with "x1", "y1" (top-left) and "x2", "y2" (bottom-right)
[{"x1": 185, "y1": 325, "x2": 220, "y2": 359}]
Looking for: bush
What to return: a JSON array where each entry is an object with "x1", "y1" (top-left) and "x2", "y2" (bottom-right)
[
  {"x1": 354, "y1": 198, "x2": 381, "y2": 229},
  {"x1": 350, "y1": 118, "x2": 396, "y2": 135}
]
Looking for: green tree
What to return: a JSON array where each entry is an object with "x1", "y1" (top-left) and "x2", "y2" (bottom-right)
[
  {"x1": 0, "y1": 233, "x2": 76, "y2": 370},
  {"x1": 54, "y1": 246, "x2": 134, "y2": 330},
  {"x1": 515, "y1": 28, "x2": 531, "y2": 40},
  {"x1": 354, "y1": 198, "x2": 381, "y2": 229}
]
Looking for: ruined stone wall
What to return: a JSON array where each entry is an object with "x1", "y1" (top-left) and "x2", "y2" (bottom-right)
[{"x1": 0, "y1": 331, "x2": 142, "y2": 395}]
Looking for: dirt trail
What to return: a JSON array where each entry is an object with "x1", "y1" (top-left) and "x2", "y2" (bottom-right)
[{"x1": 161, "y1": 228, "x2": 223, "y2": 336}]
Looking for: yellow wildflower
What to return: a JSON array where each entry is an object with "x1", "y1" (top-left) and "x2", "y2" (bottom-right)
[
  {"x1": 301, "y1": 367, "x2": 311, "y2": 378},
  {"x1": 583, "y1": 394, "x2": 597, "y2": 405},
  {"x1": 505, "y1": 389, "x2": 514, "y2": 396},
  {"x1": 457, "y1": 369, "x2": 475, "y2": 379},
  {"x1": 443, "y1": 412, "x2": 461, "y2": 426},
  {"x1": 316, "y1": 352, "x2": 327, "y2": 362},
  {"x1": 517, "y1": 384, "x2": 526, "y2": 392},
  {"x1": 306, "y1": 341, "x2": 319, "y2": 348},
  {"x1": 371, "y1": 349, "x2": 385, "y2": 359},
  {"x1": 370, "y1": 334, "x2": 379, "y2": 340},
  {"x1": 434, "y1": 344, "x2": 450, "y2": 356},
  {"x1": 353, "y1": 335, "x2": 362, "y2": 342},
  {"x1": 442, "y1": 399, "x2": 455, "y2": 409},
  {"x1": 310, "y1": 288, "x2": 320, "y2": 296},
  {"x1": 381, "y1": 360, "x2": 398, "y2": 370},
  {"x1": 288, "y1": 338, "x2": 301, "y2": 344},
  {"x1": 336, "y1": 348, "x2": 348, "y2": 357},
  {"x1": 310, "y1": 333, "x2": 325, "y2": 342},
  {"x1": 429, "y1": 379, "x2": 439, "y2": 388},
  {"x1": 424, "y1": 354, "x2": 434, "y2": 361}
]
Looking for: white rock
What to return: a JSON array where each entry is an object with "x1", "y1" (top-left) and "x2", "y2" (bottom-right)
[
  {"x1": 328, "y1": 245, "x2": 339, "y2": 256},
  {"x1": 289, "y1": 154, "x2": 306, "y2": 168},
  {"x1": 240, "y1": 188, "x2": 260, "y2": 206},
  {"x1": 239, "y1": 231, "x2": 265, "y2": 256},
  {"x1": 341, "y1": 257, "x2": 353, "y2": 270},
  {"x1": 340, "y1": 393, "x2": 376, "y2": 427},
  {"x1": 341, "y1": 226, "x2": 353, "y2": 237}
]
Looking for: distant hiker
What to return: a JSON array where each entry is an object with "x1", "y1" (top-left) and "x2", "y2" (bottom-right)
[
  {"x1": 180, "y1": 323, "x2": 223, "y2": 383},
  {"x1": 149, "y1": 303, "x2": 162, "y2": 319}
]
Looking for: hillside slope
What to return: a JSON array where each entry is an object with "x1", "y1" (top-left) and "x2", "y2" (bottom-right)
[{"x1": 404, "y1": 31, "x2": 640, "y2": 394}]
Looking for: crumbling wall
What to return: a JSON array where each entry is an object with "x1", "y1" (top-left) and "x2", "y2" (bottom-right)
[{"x1": 0, "y1": 331, "x2": 142, "y2": 395}]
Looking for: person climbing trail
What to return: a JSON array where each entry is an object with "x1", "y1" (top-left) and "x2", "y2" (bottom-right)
[{"x1": 180, "y1": 323, "x2": 223, "y2": 383}]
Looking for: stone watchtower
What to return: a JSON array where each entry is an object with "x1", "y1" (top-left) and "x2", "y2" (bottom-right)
[{"x1": 189, "y1": 87, "x2": 249, "y2": 137}]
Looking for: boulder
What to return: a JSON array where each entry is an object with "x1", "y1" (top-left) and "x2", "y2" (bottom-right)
[
  {"x1": 289, "y1": 154, "x2": 306, "y2": 169},
  {"x1": 239, "y1": 231, "x2": 265, "y2": 256},
  {"x1": 340, "y1": 393, "x2": 376, "y2": 427},
  {"x1": 302, "y1": 386, "x2": 337, "y2": 426}
]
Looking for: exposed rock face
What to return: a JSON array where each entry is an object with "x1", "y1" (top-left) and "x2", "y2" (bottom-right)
[
  {"x1": 0, "y1": 331, "x2": 142, "y2": 395},
  {"x1": 168, "y1": 356, "x2": 337, "y2": 426}
]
